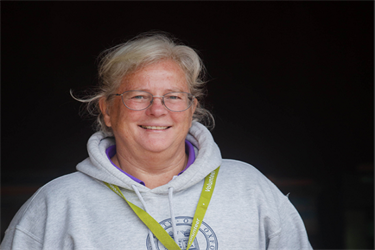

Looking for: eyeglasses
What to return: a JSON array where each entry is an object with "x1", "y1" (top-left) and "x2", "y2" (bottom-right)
[{"x1": 113, "y1": 90, "x2": 195, "y2": 112}]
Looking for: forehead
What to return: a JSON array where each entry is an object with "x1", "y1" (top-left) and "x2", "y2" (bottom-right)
[{"x1": 120, "y1": 60, "x2": 189, "y2": 92}]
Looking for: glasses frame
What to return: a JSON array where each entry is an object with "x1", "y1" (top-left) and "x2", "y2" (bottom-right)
[{"x1": 113, "y1": 90, "x2": 195, "y2": 112}]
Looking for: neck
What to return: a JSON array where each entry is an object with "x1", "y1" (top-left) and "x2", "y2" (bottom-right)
[{"x1": 112, "y1": 143, "x2": 188, "y2": 189}]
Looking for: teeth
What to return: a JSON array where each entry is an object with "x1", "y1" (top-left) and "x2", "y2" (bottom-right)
[{"x1": 141, "y1": 126, "x2": 168, "y2": 130}]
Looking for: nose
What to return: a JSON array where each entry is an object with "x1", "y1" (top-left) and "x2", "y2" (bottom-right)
[{"x1": 146, "y1": 96, "x2": 168, "y2": 116}]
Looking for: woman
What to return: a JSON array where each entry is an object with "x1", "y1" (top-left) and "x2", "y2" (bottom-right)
[{"x1": 1, "y1": 33, "x2": 312, "y2": 250}]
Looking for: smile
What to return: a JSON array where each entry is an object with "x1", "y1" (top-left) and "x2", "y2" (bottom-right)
[{"x1": 139, "y1": 125, "x2": 171, "y2": 130}]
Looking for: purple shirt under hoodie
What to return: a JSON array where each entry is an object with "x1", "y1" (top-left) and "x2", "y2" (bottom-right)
[{"x1": 105, "y1": 140, "x2": 196, "y2": 186}]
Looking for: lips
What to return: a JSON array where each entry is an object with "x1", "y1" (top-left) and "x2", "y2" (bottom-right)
[{"x1": 139, "y1": 125, "x2": 171, "y2": 130}]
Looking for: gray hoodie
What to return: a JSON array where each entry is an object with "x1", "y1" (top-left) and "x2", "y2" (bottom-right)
[{"x1": 1, "y1": 122, "x2": 313, "y2": 250}]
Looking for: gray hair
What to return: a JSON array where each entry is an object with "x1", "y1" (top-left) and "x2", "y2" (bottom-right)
[{"x1": 72, "y1": 32, "x2": 214, "y2": 135}]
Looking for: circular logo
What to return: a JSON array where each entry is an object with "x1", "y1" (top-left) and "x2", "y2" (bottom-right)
[{"x1": 146, "y1": 216, "x2": 218, "y2": 250}]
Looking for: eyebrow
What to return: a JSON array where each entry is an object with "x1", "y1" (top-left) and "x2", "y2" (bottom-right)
[{"x1": 136, "y1": 88, "x2": 185, "y2": 93}]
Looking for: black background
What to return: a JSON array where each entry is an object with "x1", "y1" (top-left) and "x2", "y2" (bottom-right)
[{"x1": 2, "y1": 2, "x2": 374, "y2": 249}]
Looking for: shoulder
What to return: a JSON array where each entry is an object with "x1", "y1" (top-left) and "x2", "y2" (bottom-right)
[
  {"x1": 219, "y1": 159, "x2": 270, "y2": 184},
  {"x1": 2, "y1": 173, "x2": 96, "y2": 242},
  {"x1": 14, "y1": 172, "x2": 101, "y2": 218},
  {"x1": 217, "y1": 159, "x2": 302, "y2": 227},
  {"x1": 220, "y1": 159, "x2": 261, "y2": 172},
  {"x1": 38, "y1": 172, "x2": 96, "y2": 193},
  {"x1": 218, "y1": 159, "x2": 288, "y2": 205},
  {"x1": 6, "y1": 172, "x2": 104, "y2": 230},
  {"x1": 32, "y1": 172, "x2": 102, "y2": 202}
]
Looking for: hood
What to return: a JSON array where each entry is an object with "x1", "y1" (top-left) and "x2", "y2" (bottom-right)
[{"x1": 76, "y1": 122, "x2": 222, "y2": 194}]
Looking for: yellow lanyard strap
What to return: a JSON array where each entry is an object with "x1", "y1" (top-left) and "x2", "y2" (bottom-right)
[{"x1": 104, "y1": 167, "x2": 220, "y2": 250}]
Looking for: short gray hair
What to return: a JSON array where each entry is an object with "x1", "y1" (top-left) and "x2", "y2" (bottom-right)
[{"x1": 73, "y1": 32, "x2": 214, "y2": 135}]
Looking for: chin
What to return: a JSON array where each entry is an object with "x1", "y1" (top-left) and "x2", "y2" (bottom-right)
[
  {"x1": 143, "y1": 146, "x2": 170, "y2": 154},
  {"x1": 139, "y1": 141, "x2": 171, "y2": 152}
]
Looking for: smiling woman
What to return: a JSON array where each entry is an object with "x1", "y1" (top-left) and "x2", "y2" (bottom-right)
[
  {"x1": 1, "y1": 32, "x2": 313, "y2": 250},
  {"x1": 99, "y1": 59, "x2": 197, "y2": 188},
  {"x1": 82, "y1": 32, "x2": 214, "y2": 136}
]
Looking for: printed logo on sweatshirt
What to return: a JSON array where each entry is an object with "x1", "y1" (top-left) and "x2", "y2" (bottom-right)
[{"x1": 146, "y1": 216, "x2": 218, "y2": 250}]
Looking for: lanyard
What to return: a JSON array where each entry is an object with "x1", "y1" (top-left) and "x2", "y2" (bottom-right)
[{"x1": 104, "y1": 167, "x2": 220, "y2": 250}]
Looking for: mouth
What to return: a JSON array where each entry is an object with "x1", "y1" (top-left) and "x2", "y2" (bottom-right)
[{"x1": 139, "y1": 125, "x2": 171, "y2": 130}]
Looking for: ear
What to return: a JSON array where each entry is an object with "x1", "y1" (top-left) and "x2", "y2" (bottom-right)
[
  {"x1": 192, "y1": 98, "x2": 198, "y2": 114},
  {"x1": 99, "y1": 97, "x2": 112, "y2": 128}
]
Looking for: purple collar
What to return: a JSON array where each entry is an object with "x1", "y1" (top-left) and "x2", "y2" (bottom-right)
[{"x1": 105, "y1": 140, "x2": 196, "y2": 186}]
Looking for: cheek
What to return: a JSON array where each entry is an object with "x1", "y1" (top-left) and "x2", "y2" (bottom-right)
[
  {"x1": 117, "y1": 111, "x2": 154, "y2": 134},
  {"x1": 176, "y1": 111, "x2": 194, "y2": 128},
  {"x1": 113, "y1": 110, "x2": 138, "y2": 126}
]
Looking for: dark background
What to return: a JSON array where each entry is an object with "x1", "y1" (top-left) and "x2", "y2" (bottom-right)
[{"x1": 1, "y1": 2, "x2": 374, "y2": 249}]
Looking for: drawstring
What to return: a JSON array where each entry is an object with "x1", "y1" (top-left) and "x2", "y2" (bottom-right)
[
  {"x1": 132, "y1": 185, "x2": 157, "y2": 250},
  {"x1": 168, "y1": 187, "x2": 178, "y2": 245},
  {"x1": 131, "y1": 185, "x2": 179, "y2": 250}
]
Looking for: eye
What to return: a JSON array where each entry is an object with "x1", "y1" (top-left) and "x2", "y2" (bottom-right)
[
  {"x1": 165, "y1": 93, "x2": 184, "y2": 100},
  {"x1": 166, "y1": 95, "x2": 180, "y2": 100},
  {"x1": 132, "y1": 95, "x2": 145, "y2": 99},
  {"x1": 130, "y1": 94, "x2": 149, "y2": 100},
  {"x1": 123, "y1": 91, "x2": 152, "y2": 102}
]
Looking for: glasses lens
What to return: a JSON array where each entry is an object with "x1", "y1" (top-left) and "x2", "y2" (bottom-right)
[
  {"x1": 164, "y1": 92, "x2": 193, "y2": 112},
  {"x1": 122, "y1": 91, "x2": 152, "y2": 110}
]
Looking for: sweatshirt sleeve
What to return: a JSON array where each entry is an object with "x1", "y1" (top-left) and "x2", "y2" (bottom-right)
[
  {"x1": 1, "y1": 226, "x2": 43, "y2": 250},
  {"x1": 267, "y1": 196, "x2": 313, "y2": 250},
  {"x1": 1, "y1": 187, "x2": 45, "y2": 250}
]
